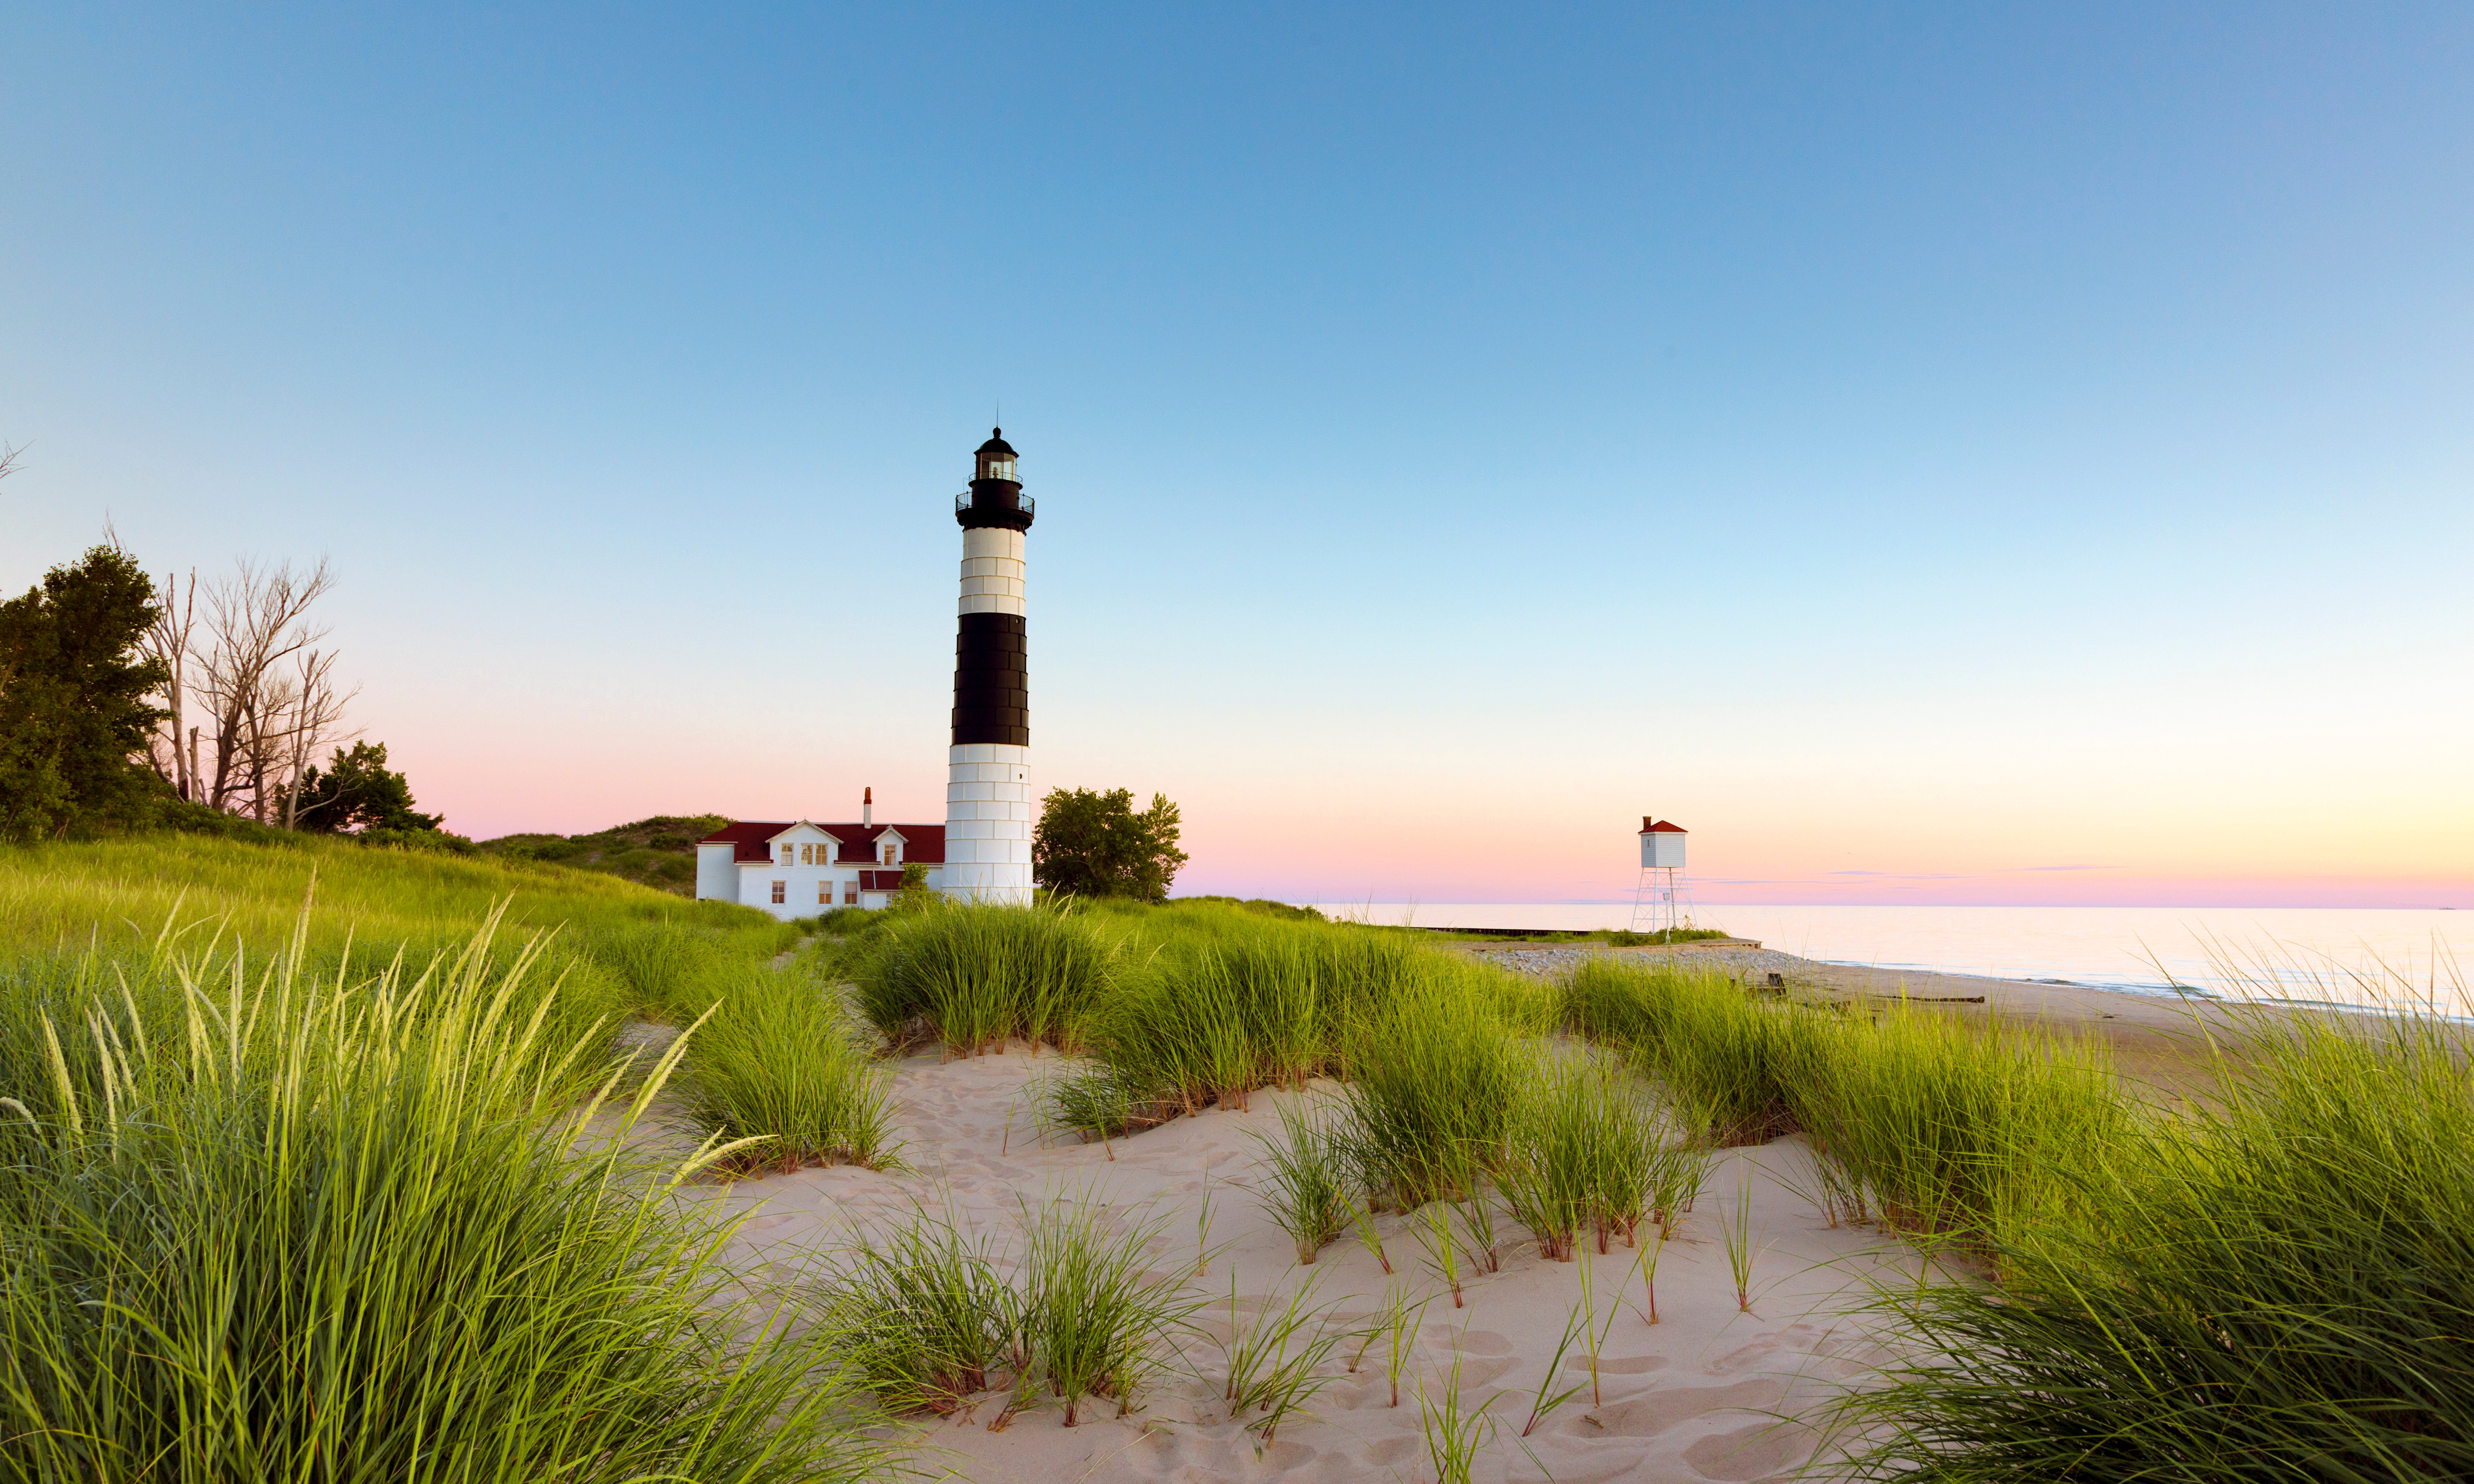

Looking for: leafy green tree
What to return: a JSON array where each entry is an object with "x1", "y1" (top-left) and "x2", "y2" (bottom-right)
[
  {"x1": 292, "y1": 741, "x2": 443, "y2": 835},
  {"x1": 892, "y1": 861, "x2": 941, "y2": 913},
  {"x1": 0, "y1": 545, "x2": 169, "y2": 841},
  {"x1": 1031, "y1": 787, "x2": 1189, "y2": 903}
]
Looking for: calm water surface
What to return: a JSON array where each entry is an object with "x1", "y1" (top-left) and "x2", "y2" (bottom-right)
[{"x1": 1304, "y1": 902, "x2": 2470, "y2": 1015}]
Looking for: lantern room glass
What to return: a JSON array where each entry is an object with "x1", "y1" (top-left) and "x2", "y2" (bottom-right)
[{"x1": 979, "y1": 453, "x2": 1017, "y2": 482}]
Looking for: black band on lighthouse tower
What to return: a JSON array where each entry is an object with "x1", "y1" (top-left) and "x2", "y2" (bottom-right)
[
  {"x1": 951, "y1": 427, "x2": 1033, "y2": 749},
  {"x1": 952, "y1": 611, "x2": 1028, "y2": 746}
]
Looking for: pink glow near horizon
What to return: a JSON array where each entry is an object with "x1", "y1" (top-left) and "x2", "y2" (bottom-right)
[{"x1": 409, "y1": 729, "x2": 2474, "y2": 909}]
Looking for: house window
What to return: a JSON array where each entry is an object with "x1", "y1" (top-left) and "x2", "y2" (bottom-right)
[
  {"x1": 843, "y1": 883, "x2": 858, "y2": 905},
  {"x1": 882, "y1": 844, "x2": 896, "y2": 864},
  {"x1": 818, "y1": 882, "x2": 830, "y2": 904},
  {"x1": 780, "y1": 845, "x2": 792, "y2": 864},
  {"x1": 770, "y1": 880, "x2": 785, "y2": 904}
]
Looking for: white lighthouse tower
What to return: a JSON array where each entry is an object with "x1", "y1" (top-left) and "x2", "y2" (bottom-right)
[{"x1": 943, "y1": 429, "x2": 1036, "y2": 905}]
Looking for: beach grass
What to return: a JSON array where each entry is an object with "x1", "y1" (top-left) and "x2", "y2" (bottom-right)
[
  {"x1": 1248, "y1": 1097, "x2": 1356, "y2": 1263},
  {"x1": 0, "y1": 899, "x2": 889, "y2": 1483},
  {"x1": 1493, "y1": 1048, "x2": 1664, "y2": 1259},
  {"x1": 1835, "y1": 999, "x2": 2474, "y2": 1481},
  {"x1": 15, "y1": 831, "x2": 2465, "y2": 1478},
  {"x1": 1780, "y1": 998, "x2": 2134, "y2": 1247},
  {"x1": 1016, "y1": 1190, "x2": 1205, "y2": 1426},
  {"x1": 815, "y1": 1203, "x2": 1019, "y2": 1415},
  {"x1": 669, "y1": 963, "x2": 903, "y2": 1174},
  {"x1": 852, "y1": 901, "x2": 1116, "y2": 1054}
]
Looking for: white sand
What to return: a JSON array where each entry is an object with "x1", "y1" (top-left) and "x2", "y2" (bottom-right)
[{"x1": 686, "y1": 1048, "x2": 1929, "y2": 1484}]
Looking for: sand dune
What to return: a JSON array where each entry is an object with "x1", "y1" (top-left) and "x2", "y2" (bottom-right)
[{"x1": 690, "y1": 1046, "x2": 1928, "y2": 1484}]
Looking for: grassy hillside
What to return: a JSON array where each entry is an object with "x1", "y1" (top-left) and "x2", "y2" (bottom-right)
[
  {"x1": 0, "y1": 831, "x2": 799, "y2": 1023},
  {"x1": 475, "y1": 814, "x2": 730, "y2": 896},
  {"x1": 0, "y1": 833, "x2": 890, "y2": 1481}
]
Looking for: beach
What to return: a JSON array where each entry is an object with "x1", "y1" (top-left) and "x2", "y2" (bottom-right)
[
  {"x1": 667, "y1": 942, "x2": 2337, "y2": 1482},
  {"x1": 694, "y1": 1041, "x2": 1927, "y2": 1484}
]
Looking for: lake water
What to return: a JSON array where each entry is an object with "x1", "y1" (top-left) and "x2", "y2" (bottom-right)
[{"x1": 1301, "y1": 902, "x2": 2471, "y2": 1015}]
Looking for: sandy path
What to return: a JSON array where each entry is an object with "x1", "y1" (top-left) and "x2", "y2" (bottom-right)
[{"x1": 687, "y1": 1047, "x2": 1927, "y2": 1484}]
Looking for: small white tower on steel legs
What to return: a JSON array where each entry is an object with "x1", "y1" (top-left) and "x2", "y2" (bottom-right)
[
  {"x1": 943, "y1": 429, "x2": 1036, "y2": 905},
  {"x1": 1629, "y1": 815, "x2": 1694, "y2": 935}
]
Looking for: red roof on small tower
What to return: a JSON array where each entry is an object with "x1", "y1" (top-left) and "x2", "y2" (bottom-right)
[{"x1": 1639, "y1": 816, "x2": 1688, "y2": 833}]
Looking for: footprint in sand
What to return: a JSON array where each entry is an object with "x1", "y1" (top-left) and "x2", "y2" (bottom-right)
[
  {"x1": 1567, "y1": 1352, "x2": 1671, "y2": 1377},
  {"x1": 1573, "y1": 1377, "x2": 1786, "y2": 1440},
  {"x1": 1683, "y1": 1416, "x2": 1816, "y2": 1480}
]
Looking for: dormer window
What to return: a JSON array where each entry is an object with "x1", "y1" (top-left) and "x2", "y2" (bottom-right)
[
  {"x1": 780, "y1": 844, "x2": 793, "y2": 864},
  {"x1": 882, "y1": 844, "x2": 896, "y2": 864}
]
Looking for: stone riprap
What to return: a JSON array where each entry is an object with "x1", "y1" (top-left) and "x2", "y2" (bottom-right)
[{"x1": 1455, "y1": 943, "x2": 1814, "y2": 983}]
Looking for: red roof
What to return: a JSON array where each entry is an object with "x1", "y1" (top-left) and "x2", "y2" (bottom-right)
[
  {"x1": 699, "y1": 821, "x2": 946, "y2": 865},
  {"x1": 858, "y1": 870, "x2": 908, "y2": 891},
  {"x1": 1639, "y1": 818, "x2": 1688, "y2": 833}
]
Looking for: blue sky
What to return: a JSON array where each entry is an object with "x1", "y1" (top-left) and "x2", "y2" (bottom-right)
[{"x1": 5, "y1": 4, "x2": 2469, "y2": 904}]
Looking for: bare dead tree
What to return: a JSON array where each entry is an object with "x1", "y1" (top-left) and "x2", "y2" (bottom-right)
[
  {"x1": 192, "y1": 557, "x2": 341, "y2": 819},
  {"x1": 145, "y1": 569, "x2": 201, "y2": 799},
  {"x1": 276, "y1": 647, "x2": 358, "y2": 829},
  {"x1": 0, "y1": 442, "x2": 23, "y2": 482}
]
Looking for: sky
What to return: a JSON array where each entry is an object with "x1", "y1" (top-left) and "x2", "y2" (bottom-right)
[{"x1": 4, "y1": 3, "x2": 2469, "y2": 908}]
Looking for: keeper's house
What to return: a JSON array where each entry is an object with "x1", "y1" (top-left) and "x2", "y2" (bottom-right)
[{"x1": 694, "y1": 791, "x2": 944, "y2": 919}]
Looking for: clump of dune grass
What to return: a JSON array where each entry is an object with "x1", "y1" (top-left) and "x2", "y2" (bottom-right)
[
  {"x1": 854, "y1": 902, "x2": 1116, "y2": 1054},
  {"x1": 816, "y1": 1190, "x2": 1200, "y2": 1429},
  {"x1": 586, "y1": 917, "x2": 759, "y2": 1021},
  {"x1": 814, "y1": 1204, "x2": 1018, "y2": 1415},
  {"x1": 1420, "y1": 1347, "x2": 1500, "y2": 1484},
  {"x1": 0, "y1": 902, "x2": 892, "y2": 1483},
  {"x1": 1561, "y1": 959, "x2": 1802, "y2": 1144},
  {"x1": 1249, "y1": 1098, "x2": 1356, "y2": 1263},
  {"x1": 1493, "y1": 1049, "x2": 1664, "y2": 1259},
  {"x1": 1780, "y1": 1000, "x2": 2132, "y2": 1246},
  {"x1": 669, "y1": 964, "x2": 902, "y2": 1174},
  {"x1": 1833, "y1": 997, "x2": 2474, "y2": 1481},
  {"x1": 1345, "y1": 971, "x2": 1524, "y2": 1206},
  {"x1": 1349, "y1": 1280, "x2": 1429, "y2": 1407},
  {"x1": 1047, "y1": 1059, "x2": 1153, "y2": 1141},
  {"x1": 1052, "y1": 913, "x2": 1550, "y2": 1141},
  {"x1": 1218, "y1": 1271, "x2": 1350, "y2": 1447},
  {"x1": 1016, "y1": 1190, "x2": 1202, "y2": 1426}
]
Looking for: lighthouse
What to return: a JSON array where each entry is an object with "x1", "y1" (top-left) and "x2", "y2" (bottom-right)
[{"x1": 943, "y1": 428, "x2": 1036, "y2": 904}]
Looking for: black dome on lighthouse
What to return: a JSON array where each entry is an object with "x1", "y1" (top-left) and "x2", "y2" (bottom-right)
[{"x1": 976, "y1": 427, "x2": 1018, "y2": 458}]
